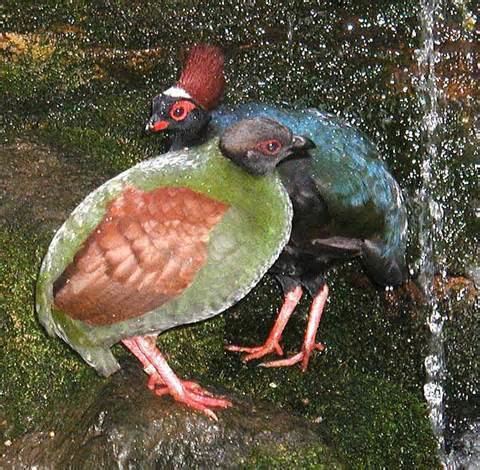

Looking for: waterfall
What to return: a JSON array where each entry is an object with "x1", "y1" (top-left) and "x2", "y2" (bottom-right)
[{"x1": 416, "y1": 0, "x2": 448, "y2": 462}]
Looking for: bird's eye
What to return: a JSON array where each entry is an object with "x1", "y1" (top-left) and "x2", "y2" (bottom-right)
[
  {"x1": 169, "y1": 100, "x2": 196, "y2": 122},
  {"x1": 173, "y1": 106, "x2": 185, "y2": 118},
  {"x1": 267, "y1": 141, "x2": 280, "y2": 152},
  {"x1": 256, "y1": 139, "x2": 282, "y2": 156}
]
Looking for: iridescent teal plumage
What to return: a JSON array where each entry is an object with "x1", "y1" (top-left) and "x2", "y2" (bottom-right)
[
  {"x1": 146, "y1": 46, "x2": 408, "y2": 370},
  {"x1": 211, "y1": 103, "x2": 408, "y2": 285}
]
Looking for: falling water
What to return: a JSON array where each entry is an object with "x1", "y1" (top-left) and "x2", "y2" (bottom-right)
[{"x1": 416, "y1": 0, "x2": 448, "y2": 462}]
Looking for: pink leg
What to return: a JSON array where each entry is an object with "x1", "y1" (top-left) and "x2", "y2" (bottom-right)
[
  {"x1": 122, "y1": 335, "x2": 166, "y2": 390},
  {"x1": 225, "y1": 286, "x2": 303, "y2": 361},
  {"x1": 261, "y1": 283, "x2": 328, "y2": 372},
  {"x1": 122, "y1": 335, "x2": 232, "y2": 420}
]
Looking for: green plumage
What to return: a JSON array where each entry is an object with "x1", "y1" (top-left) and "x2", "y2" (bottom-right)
[{"x1": 36, "y1": 139, "x2": 292, "y2": 376}]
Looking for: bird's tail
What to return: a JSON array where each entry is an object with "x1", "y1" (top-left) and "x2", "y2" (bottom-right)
[{"x1": 361, "y1": 239, "x2": 408, "y2": 287}]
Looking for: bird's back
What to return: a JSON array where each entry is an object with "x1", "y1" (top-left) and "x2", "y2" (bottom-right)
[{"x1": 212, "y1": 104, "x2": 408, "y2": 285}]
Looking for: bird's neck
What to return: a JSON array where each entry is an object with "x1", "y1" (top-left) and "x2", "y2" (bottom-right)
[{"x1": 169, "y1": 119, "x2": 212, "y2": 151}]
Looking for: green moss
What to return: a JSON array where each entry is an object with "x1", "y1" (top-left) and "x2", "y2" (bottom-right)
[
  {"x1": 0, "y1": 227, "x2": 101, "y2": 439},
  {"x1": 1, "y1": 0, "x2": 477, "y2": 466},
  {"x1": 0, "y1": 37, "x2": 94, "y2": 136},
  {"x1": 245, "y1": 444, "x2": 343, "y2": 469}
]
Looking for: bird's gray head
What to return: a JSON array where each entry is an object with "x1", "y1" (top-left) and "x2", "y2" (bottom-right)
[{"x1": 219, "y1": 118, "x2": 315, "y2": 176}]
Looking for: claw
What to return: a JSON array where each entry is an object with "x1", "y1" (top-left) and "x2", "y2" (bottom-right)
[
  {"x1": 122, "y1": 336, "x2": 232, "y2": 419},
  {"x1": 256, "y1": 284, "x2": 329, "y2": 372},
  {"x1": 170, "y1": 383, "x2": 232, "y2": 412},
  {"x1": 226, "y1": 340, "x2": 284, "y2": 361},
  {"x1": 226, "y1": 286, "x2": 303, "y2": 362},
  {"x1": 260, "y1": 342, "x2": 325, "y2": 371}
]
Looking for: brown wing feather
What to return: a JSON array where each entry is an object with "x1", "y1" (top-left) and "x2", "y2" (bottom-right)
[{"x1": 53, "y1": 186, "x2": 229, "y2": 326}]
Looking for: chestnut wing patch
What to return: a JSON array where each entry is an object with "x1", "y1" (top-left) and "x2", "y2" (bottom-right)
[{"x1": 54, "y1": 186, "x2": 229, "y2": 326}]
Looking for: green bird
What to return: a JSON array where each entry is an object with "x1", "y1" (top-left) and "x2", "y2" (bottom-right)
[{"x1": 36, "y1": 118, "x2": 313, "y2": 418}]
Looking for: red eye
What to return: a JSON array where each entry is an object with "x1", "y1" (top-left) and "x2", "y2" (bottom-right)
[
  {"x1": 256, "y1": 139, "x2": 282, "y2": 156},
  {"x1": 169, "y1": 100, "x2": 196, "y2": 121}
]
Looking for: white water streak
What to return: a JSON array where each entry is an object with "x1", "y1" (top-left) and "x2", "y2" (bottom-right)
[{"x1": 417, "y1": 0, "x2": 448, "y2": 461}]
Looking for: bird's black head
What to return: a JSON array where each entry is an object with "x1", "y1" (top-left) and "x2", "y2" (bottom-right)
[
  {"x1": 145, "y1": 44, "x2": 224, "y2": 149},
  {"x1": 145, "y1": 93, "x2": 211, "y2": 143},
  {"x1": 220, "y1": 118, "x2": 315, "y2": 176}
]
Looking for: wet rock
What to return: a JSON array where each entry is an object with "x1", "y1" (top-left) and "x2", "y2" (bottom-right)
[
  {"x1": 467, "y1": 266, "x2": 480, "y2": 289},
  {"x1": 447, "y1": 421, "x2": 480, "y2": 470},
  {"x1": 444, "y1": 281, "x2": 480, "y2": 451},
  {"x1": 1, "y1": 1, "x2": 477, "y2": 467},
  {"x1": 0, "y1": 360, "x2": 341, "y2": 469},
  {"x1": 0, "y1": 139, "x2": 112, "y2": 233}
]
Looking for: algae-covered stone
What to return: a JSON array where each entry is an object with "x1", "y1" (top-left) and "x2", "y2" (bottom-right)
[
  {"x1": 442, "y1": 278, "x2": 480, "y2": 446},
  {"x1": 0, "y1": 360, "x2": 343, "y2": 469},
  {"x1": 1, "y1": 0, "x2": 477, "y2": 467}
]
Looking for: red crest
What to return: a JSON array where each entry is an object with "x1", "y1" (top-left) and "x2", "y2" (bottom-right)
[{"x1": 177, "y1": 44, "x2": 225, "y2": 110}]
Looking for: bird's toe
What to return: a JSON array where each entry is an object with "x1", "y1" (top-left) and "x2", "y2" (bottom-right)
[{"x1": 225, "y1": 339, "x2": 284, "y2": 362}]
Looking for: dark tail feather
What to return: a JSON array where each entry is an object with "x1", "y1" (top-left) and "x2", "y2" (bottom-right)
[{"x1": 361, "y1": 239, "x2": 407, "y2": 287}]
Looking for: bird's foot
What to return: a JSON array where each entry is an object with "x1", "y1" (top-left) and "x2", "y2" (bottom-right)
[
  {"x1": 260, "y1": 284, "x2": 329, "y2": 372},
  {"x1": 157, "y1": 380, "x2": 232, "y2": 420},
  {"x1": 146, "y1": 372, "x2": 232, "y2": 420},
  {"x1": 225, "y1": 339, "x2": 284, "y2": 362},
  {"x1": 123, "y1": 336, "x2": 232, "y2": 420},
  {"x1": 147, "y1": 372, "x2": 201, "y2": 393},
  {"x1": 146, "y1": 372, "x2": 231, "y2": 419},
  {"x1": 226, "y1": 285, "x2": 304, "y2": 362},
  {"x1": 260, "y1": 342, "x2": 325, "y2": 372}
]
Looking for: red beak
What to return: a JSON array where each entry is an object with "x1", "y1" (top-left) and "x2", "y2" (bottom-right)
[{"x1": 152, "y1": 120, "x2": 169, "y2": 132}]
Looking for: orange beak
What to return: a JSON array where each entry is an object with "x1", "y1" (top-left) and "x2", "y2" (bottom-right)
[{"x1": 152, "y1": 120, "x2": 169, "y2": 132}]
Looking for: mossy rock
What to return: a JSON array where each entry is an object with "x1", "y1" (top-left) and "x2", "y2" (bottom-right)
[
  {"x1": 1, "y1": 0, "x2": 478, "y2": 467},
  {"x1": 0, "y1": 360, "x2": 344, "y2": 469}
]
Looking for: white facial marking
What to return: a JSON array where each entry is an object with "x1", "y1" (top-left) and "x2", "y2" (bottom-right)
[{"x1": 163, "y1": 86, "x2": 192, "y2": 100}]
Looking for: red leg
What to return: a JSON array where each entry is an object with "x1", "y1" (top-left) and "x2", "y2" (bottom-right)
[
  {"x1": 225, "y1": 286, "x2": 303, "y2": 362},
  {"x1": 261, "y1": 283, "x2": 328, "y2": 371},
  {"x1": 122, "y1": 335, "x2": 165, "y2": 390},
  {"x1": 122, "y1": 335, "x2": 232, "y2": 420}
]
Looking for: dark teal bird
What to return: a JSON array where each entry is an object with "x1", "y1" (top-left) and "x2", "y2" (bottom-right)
[
  {"x1": 146, "y1": 45, "x2": 408, "y2": 370},
  {"x1": 37, "y1": 118, "x2": 313, "y2": 418}
]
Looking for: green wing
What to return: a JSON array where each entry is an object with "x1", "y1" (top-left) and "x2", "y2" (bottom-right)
[{"x1": 36, "y1": 139, "x2": 292, "y2": 376}]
